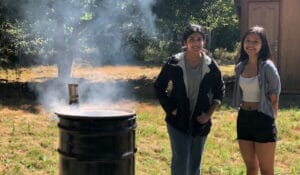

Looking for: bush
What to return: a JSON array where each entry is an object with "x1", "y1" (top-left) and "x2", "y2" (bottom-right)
[
  {"x1": 213, "y1": 43, "x2": 240, "y2": 65},
  {"x1": 211, "y1": 25, "x2": 240, "y2": 52}
]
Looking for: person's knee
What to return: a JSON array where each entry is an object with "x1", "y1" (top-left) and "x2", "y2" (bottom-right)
[
  {"x1": 260, "y1": 168, "x2": 274, "y2": 175},
  {"x1": 245, "y1": 161, "x2": 259, "y2": 173},
  {"x1": 246, "y1": 166, "x2": 259, "y2": 172},
  {"x1": 259, "y1": 161, "x2": 274, "y2": 175}
]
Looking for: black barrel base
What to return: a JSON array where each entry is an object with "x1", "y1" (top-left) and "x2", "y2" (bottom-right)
[
  {"x1": 56, "y1": 110, "x2": 137, "y2": 175},
  {"x1": 59, "y1": 155, "x2": 135, "y2": 175}
]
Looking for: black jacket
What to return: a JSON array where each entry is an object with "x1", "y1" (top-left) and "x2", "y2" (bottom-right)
[{"x1": 154, "y1": 52, "x2": 225, "y2": 136}]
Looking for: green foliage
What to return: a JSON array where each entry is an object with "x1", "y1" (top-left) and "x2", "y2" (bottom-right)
[
  {"x1": 0, "y1": 20, "x2": 47, "y2": 68},
  {"x1": 0, "y1": 0, "x2": 240, "y2": 66},
  {"x1": 151, "y1": 0, "x2": 239, "y2": 62},
  {"x1": 213, "y1": 45, "x2": 239, "y2": 62},
  {"x1": 128, "y1": 32, "x2": 176, "y2": 63},
  {"x1": 211, "y1": 24, "x2": 240, "y2": 51}
]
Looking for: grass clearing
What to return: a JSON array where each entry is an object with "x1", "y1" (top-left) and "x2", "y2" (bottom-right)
[
  {"x1": 0, "y1": 64, "x2": 299, "y2": 175},
  {"x1": 2, "y1": 102, "x2": 298, "y2": 175}
]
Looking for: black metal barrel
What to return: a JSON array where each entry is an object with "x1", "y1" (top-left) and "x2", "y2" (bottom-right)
[{"x1": 55, "y1": 109, "x2": 137, "y2": 175}]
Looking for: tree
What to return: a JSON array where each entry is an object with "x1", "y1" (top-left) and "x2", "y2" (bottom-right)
[
  {"x1": 1, "y1": 0, "x2": 158, "y2": 77},
  {"x1": 0, "y1": 0, "x2": 239, "y2": 68},
  {"x1": 152, "y1": 0, "x2": 239, "y2": 53}
]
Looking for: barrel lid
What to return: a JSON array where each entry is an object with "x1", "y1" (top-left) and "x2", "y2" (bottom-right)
[{"x1": 55, "y1": 109, "x2": 136, "y2": 119}]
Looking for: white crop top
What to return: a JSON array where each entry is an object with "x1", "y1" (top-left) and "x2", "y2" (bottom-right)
[{"x1": 239, "y1": 75, "x2": 260, "y2": 102}]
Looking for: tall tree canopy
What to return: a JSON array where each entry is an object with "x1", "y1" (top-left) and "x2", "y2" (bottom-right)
[
  {"x1": 153, "y1": 0, "x2": 239, "y2": 51},
  {"x1": 0, "y1": 0, "x2": 239, "y2": 70}
]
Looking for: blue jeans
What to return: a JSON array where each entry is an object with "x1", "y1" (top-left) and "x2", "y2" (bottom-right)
[{"x1": 167, "y1": 124, "x2": 207, "y2": 175}]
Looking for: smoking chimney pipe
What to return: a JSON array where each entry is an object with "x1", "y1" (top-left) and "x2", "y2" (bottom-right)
[{"x1": 68, "y1": 83, "x2": 79, "y2": 105}]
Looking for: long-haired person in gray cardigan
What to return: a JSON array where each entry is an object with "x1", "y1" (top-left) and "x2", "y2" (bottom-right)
[
  {"x1": 154, "y1": 24, "x2": 225, "y2": 175},
  {"x1": 232, "y1": 26, "x2": 281, "y2": 175}
]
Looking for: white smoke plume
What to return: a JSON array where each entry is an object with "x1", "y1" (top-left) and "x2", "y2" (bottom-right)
[{"x1": 20, "y1": 0, "x2": 157, "y2": 113}]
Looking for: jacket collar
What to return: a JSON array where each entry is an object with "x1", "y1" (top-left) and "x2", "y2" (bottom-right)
[
  {"x1": 174, "y1": 52, "x2": 212, "y2": 75},
  {"x1": 173, "y1": 52, "x2": 212, "y2": 94}
]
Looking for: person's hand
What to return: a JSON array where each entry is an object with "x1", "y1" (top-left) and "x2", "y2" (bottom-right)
[
  {"x1": 171, "y1": 109, "x2": 177, "y2": 116},
  {"x1": 196, "y1": 112, "x2": 210, "y2": 124}
]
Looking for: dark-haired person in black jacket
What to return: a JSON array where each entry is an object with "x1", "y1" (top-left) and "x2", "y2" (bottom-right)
[{"x1": 154, "y1": 24, "x2": 225, "y2": 175}]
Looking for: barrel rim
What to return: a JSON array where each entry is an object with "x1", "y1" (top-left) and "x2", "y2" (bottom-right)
[{"x1": 55, "y1": 109, "x2": 136, "y2": 119}]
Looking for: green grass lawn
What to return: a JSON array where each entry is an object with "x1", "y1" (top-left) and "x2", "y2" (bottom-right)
[
  {"x1": 0, "y1": 65, "x2": 299, "y2": 174},
  {"x1": 0, "y1": 98, "x2": 299, "y2": 175},
  {"x1": 136, "y1": 101, "x2": 300, "y2": 175}
]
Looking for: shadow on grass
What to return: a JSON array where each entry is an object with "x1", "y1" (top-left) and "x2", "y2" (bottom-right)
[
  {"x1": 1, "y1": 79, "x2": 299, "y2": 113},
  {"x1": 0, "y1": 77, "x2": 158, "y2": 113},
  {"x1": 0, "y1": 82, "x2": 40, "y2": 113},
  {"x1": 279, "y1": 94, "x2": 300, "y2": 109}
]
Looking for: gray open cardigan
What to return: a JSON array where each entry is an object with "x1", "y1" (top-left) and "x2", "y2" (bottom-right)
[{"x1": 232, "y1": 59, "x2": 281, "y2": 118}]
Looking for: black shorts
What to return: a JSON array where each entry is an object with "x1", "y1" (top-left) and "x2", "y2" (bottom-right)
[{"x1": 237, "y1": 109, "x2": 277, "y2": 143}]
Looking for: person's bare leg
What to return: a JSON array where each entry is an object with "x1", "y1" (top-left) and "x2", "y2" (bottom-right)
[
  {"x1": 238, "y1": 140, "x2": 259, "y2": 175},
  {"x1": 255, "y1": 142, "x2": 276, "y2": 175}
]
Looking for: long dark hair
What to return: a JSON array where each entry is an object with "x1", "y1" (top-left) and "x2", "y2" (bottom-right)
[{"x1": 238, "y1": 26, "x2": 271, "y2": 62}]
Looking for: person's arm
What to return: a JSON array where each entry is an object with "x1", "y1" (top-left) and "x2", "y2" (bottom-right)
[
  {"x1": 265, "y1": 61, "x2": 281, "y2": 118},
  {"x1": 197, "y1": 63, "x2": 224, "y2": 124},
  {"x1": 197, "y1": 101, "x2": 220, "y2": 124},
  {"x1": 154, "y1": 63, "x2": 176, "y2": 114},
  {"x1": 270, "y1": 94, "x2": 279, "y2": 118}
]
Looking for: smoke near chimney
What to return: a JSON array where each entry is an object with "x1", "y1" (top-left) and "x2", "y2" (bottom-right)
[{"x1": 20, "y1": 0, "x2": 157, "y2": 113}]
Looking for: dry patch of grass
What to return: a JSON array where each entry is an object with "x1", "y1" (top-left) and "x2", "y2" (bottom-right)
[
  {"x1": 0, "y1": 65, "x2": 161, "y2": 83},
  {"x1": 220, "y1": 64, "x2": 235, "y2": 78},
  {"x1": 0, "y1": 66, "x2": 57, "y2": 83},
  {"x1": 73, "y1": 65, "x2": 161, "y2": 82},
  {"x1": 0, "y1": 63, "x2": 233, "y2": 83}
]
